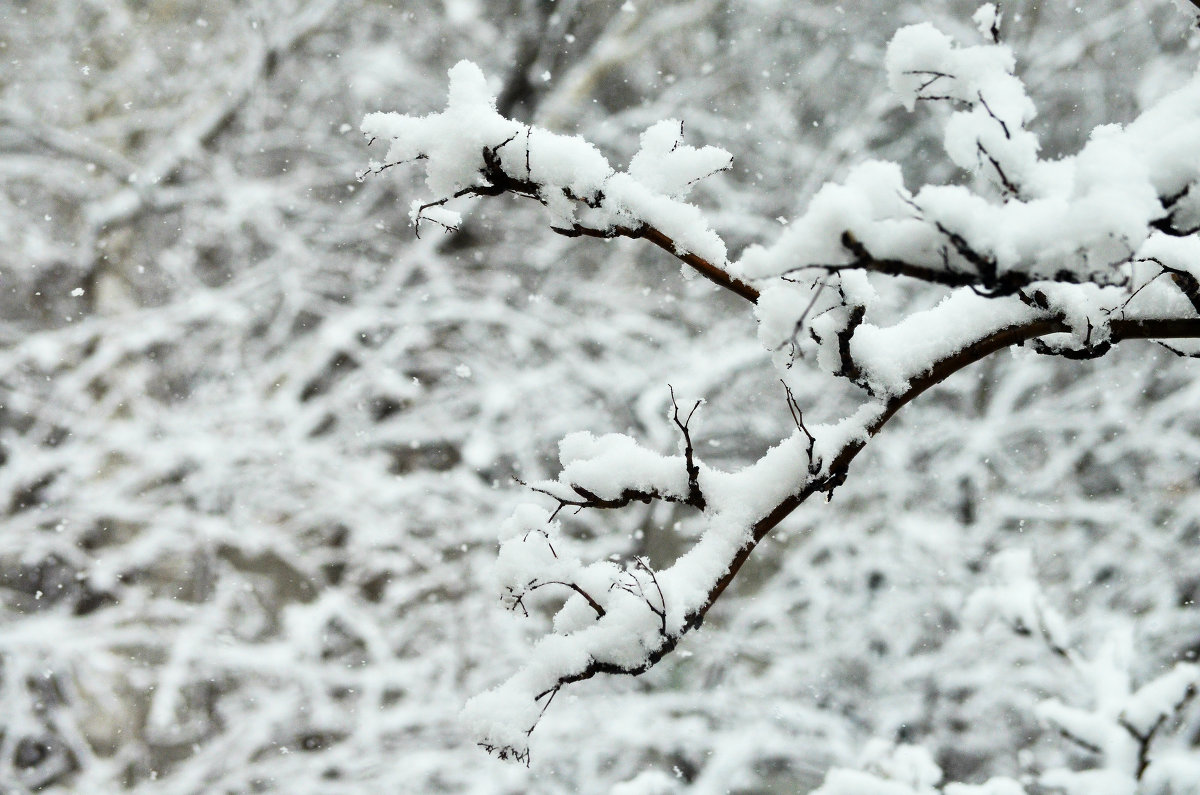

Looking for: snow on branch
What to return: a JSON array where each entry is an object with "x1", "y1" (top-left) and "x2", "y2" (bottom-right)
[
  {"x1": 742, "y1": 19, "x2": 1200, "y2": 386},
  {"x1": 519, "y1": 389, "x2": 707, "y2": 518},
  {"x1": 360, "y1": 61, "x2": 755, "y2": 301},
  {"x1": 362, "y1": 8, "x2": 1200, "y2": 763}
]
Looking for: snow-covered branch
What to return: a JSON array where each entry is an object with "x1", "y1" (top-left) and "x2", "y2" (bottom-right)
[
  {"x1": 362, "y1": 5, "x2": 1200, "y2": 763},
  {"x1": 360, "y1": 61, "x2": 755, "y2": 302}
]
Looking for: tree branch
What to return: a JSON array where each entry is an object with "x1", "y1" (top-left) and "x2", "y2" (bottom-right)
[
  {"x1": 528, "y1": 580, "x2": 607, "y2": 618},
  {"x1": 369, "y1": 45, "x2": 1200, "y2": 760},
  {"x1": 519, "y1": 480, "x2": 702, "y2": 521},
  {"x1": 526, "y1": 313, "x2": 1200, "y2": 696},
  {"x1": 830, "y1": 229, "x2": 1142, "y2": 297},
  {"x1": 551, "y1": 221, "x2": 760, "y2": 302}
]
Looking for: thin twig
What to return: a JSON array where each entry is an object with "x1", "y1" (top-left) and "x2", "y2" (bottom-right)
[{"x1": 669, "y1": 385, "x2": 706, "y2": 510}]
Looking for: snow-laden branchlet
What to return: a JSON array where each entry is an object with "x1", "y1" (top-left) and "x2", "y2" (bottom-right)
[{"x1": 363, "y1": 61, "x2": 731, "y2": 268}]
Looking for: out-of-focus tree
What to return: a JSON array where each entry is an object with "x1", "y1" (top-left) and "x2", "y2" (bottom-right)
[{"x1": 1, "y1": 1, "x2": 1198, "y2": 793}]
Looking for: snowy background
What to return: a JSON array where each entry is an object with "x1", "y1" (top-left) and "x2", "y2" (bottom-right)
[{"x1": 1, "y1": 1, "x2": 1199, "y2": 792}]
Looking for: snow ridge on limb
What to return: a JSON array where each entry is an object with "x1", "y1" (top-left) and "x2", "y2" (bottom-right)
[
  {"x1": 362, "y1": 9, "x2": 1200, "y2": 763},
  {"x1": 360, "y1": 61, "x2": 754, "y2": 301}
]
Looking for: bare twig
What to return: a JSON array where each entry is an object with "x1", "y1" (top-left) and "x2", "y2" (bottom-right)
[
  {"x1": 977, "y1": 141, "x2": 1020, "y2": 197},
  {"x1": 520, "y1": 480, "x2": 698, "y2": 521},
  {"x1": 669, "y1": 385, "x2": 706, "y2": 510},
  {"x1": 635, "y1": 557, "x2": 668, "y2": 634},
  {"x1": 528, "y1": 580, "x2": 606, "y2": 618},
  {"x1": 976, "y1": 92, "x2": 1011, "y2": 139},
  {"x1": 904, "y1": 69, "x2": 956, "y2": 96},
  {"x1": 782, "y1": 380, "x2": 820, "y2": 476}
]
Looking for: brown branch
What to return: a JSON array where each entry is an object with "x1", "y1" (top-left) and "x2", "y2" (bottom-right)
[
  {"x1": 1151, "y1": 216, "x2": 1200, "y2": 237},
  {"x1": 643, "y1": 225, "x2": 758, "y2": 302},
  {"x1": 834, "y1": 231, "x2": 982, "y2": 289},
  {"x1": 1157, "y1": 341, "x2": 1200, "y2": 359},
  {"x1": 555, "y1": 222, "x2": 759, "y2": 303},
  {"x1": 1119, "y1": 713, "x2": 1167, "y2": 780},
  {"x1": 386, "y1": 122, "x2": 760, "y2": 304},
  {"x1": 934, "y1": 219, "x2": 998, "y2": 287},
  {"x1": 703, "y1": 316, "x2": 1200, "y2": 617},
  {"x1": 532, "y1": 314, "x2": 1200, "y2": 694},
  {"x1": 519, "y1": 479, "x2": 702, "y2": 521},
  {"x1": 834, "y1": 230, "x2": 1121, "y2": 296},
  {"x1": 408, "y1": 138, "x2": 761, "y2": 303},
  {"x1": 983, "y1": 6, "x2": 1002, "y2": 43},
  {"x1": 1150, "y1": 185, "x2": 1200, "y2": 236}
]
